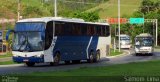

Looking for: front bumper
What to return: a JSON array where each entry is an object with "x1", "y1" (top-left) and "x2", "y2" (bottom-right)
[
  {"x1": 121, "y1": 45, "x2": 131, "y2": 49},
  {"x1": 13, "y1": 56, "x2": 44, "y2": 63},
  {"x1": 135, "y1": 51, "x2": 152, "y2": 54}
]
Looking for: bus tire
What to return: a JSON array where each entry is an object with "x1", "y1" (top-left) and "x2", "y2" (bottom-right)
[
  {"x1": 87, "y1": 51, "x2": 94, "y2": 63},
  {"x1": 149, "y1": 53, "x2": 153, "y2": 56},
  {"x1": 135, "y1": 53, "x2": 139, "y2": 56},
  {"x1": 53, "y1": 52, "x2": 61, "y2": 66},
  {"x1": 94, "y1": 50, "x2": 100, "y2": 62},
  {"x1": 26, "y1": 62, "x2": 35, "y2": 67}
]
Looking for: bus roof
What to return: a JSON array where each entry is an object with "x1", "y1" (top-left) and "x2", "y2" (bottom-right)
[
  {"x1": 17, "y1": 17, "x2": 109, "y2": 25},
  {"x1": 136, "y1": 33, "x2": 152, "y2": 38}
]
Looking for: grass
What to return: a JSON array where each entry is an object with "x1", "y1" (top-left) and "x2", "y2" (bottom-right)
[
  {"x1": 86, "y1": 0, "x2": 142, "y2": 18},
  {"x1": 28, "y1": 60, "x2": 160, "y2": 76},
  {"x1": 110, "y1": 49, "x2": 123, "y2": 56},
  {"x1": 8, "y1": 60, "x2": 160, "y2": 82},
  {"x1": 0, "y1": 52, "x2": 15, "y2": 65},
  {"x1": 154, "y1": 46, "x2": 160, "y2": 49},
  {"x1": 0, "y1": 61, "x2": 17, "y2": 65},
  {"x1": 0, "y1": 52, "x2": 12, "y2": 58}
]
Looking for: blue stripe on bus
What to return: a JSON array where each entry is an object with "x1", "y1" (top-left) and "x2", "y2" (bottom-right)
[{"x1": 53, "y1": 36, "x2": 98, "y2": 61}]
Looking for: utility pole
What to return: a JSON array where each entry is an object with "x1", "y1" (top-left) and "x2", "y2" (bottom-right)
[
  {"x1": 118, "y1": 0, "x2": 121, "y2": 52},
  {"x1": 54, "y1": 0, "x2": 57, "y2": 17},
  {"x1": 153, "y1": 22, "x2": 155, "y2": 43},
  {"x1": 143, "y1": 13, "x2": 145, "y2": 33},
  {"x1": 17, "y1": 0, "x2": 20, "y2": 21},
  {"x1": 156, "y1": 19, "x2": 158, "y2": 46}
]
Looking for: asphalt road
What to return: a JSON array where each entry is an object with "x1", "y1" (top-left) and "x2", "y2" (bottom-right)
[{"x1": 0, "y1": 49, "x2": 160, "y2": 75}]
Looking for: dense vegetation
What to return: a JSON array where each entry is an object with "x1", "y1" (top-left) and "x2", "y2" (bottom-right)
[{"x1": 111, "y1": 0, "x2": 160, "y2": 44}]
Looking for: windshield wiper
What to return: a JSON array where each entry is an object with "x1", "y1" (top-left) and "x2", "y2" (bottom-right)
[
  {"x1": 18, "y1": 40, "x2": 27, "y2": 52},
  {"x1": 25, "y1": 42, "x2": 33, "y2": 52}
]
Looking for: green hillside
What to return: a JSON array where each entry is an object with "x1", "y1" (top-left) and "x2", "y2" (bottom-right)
[
  {"x1": 0, "y1": 0, "x2": 142, "y2": 19},
  {"x1": 0, "y1": 0, "x2": 105, "y2": 19},
  {"x1": 86, "y1": 0, "x2": 143, "y2": 18}
]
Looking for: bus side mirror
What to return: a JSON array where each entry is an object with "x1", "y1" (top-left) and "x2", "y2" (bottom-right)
[{"x1": 6, "y1": 30, "x2": 15, "y2": 41}]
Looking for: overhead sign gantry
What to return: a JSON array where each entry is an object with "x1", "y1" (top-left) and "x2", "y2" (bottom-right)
[{"x1": 99, "y1": 18, "x2": 158, "y2": 46}]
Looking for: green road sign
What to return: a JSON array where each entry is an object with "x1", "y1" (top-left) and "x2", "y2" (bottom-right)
[{"x1": 129, "y1": 18, "x2": 144, "y2": 24}]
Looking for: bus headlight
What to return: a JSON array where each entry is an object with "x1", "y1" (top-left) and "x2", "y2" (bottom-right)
[
  {"x1": 34, "y1": 54, "x2": 44, "y2": 58},
  {"x1": 147, "y1": 48, "x2": 151, "y2": 51}
]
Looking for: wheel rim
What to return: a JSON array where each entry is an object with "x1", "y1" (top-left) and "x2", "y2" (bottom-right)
[
  {"x1": 54, "y1": 53, "x2": 60, "y2": 65},
  {"x1": 54, "y1": 55, "x2": 59, "y2": 63}
]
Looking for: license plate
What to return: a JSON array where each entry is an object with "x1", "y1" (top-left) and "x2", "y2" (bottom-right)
[
  {"x1": 23, "y1": 59, "x2": 29, "y2": 62},
  {"x1": 140, "y1": 51, "x2": 147, "y2": 53}
]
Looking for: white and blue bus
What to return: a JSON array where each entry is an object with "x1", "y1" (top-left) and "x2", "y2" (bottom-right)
[{"x1": 6, "y1": 17, "x2": 111, "y2": 66}]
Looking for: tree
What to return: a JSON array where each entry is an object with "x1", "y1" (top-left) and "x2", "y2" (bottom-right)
[
  {"x1": 140, "y1": 0, "x2": 154, "y2": 14},
  {"x1": 22, "y1": 5, "x2": 51, "y2": 18},
  {"x1": 133, "y1": 0, "x2": 160, "y2": 45}
]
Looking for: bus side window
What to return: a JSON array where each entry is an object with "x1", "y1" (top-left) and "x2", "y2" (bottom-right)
[
  {"x1": 55, "y1": 22, "x2": 64, "y2": 36},
  {"x1": 101, "y1": 26, "x2": 106, "y2": 36},
  {"x1": 105, "y1": 26, "x2": 110, "y2": 36},
  {"x1": 87, "y1": 25, "x2": 91, "y2": 35},
  {"x1": 91, "y1": 25, "x2": 95, "y2": 35},
  {"x1": 96, "y1": 25, "x2": 101, "y2": 36},
  {"x1": 71, "y1": 24, "x2": 76, "y2": 36},
  {"x1": 81, "y1": 24, "x2": 87, "y2": 35},
  {"x1": 55, "y1": 23, "x2": 60, "y2": 35},
  {"x1": 93, "y1": 26, "x2": 97, "y2": 35},
  {"x1": 87, "y1": 25, "x2": 95, "y2": 36},
  {"x1": 73, "y1": 23, "x2": 81, "y2": 36}
]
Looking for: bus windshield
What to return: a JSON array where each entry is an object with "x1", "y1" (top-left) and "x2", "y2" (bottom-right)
[
  {"x1": 135, "y1": 37, "x2": 153, "y2": 46},
  {"x1": 12, "y1": 32, "x2": 44, "y2": 51}
]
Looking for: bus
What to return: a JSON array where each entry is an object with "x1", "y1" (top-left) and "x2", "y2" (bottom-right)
[
  {"x1": 6, "y1": 17, "x2": 111, "y2": 66},
  {"x1": 134, "y1": 33, "x2": 154, "y2": 55},
  {"x1": 116, "y1": 34, "x2": 131, "y2": 49}
]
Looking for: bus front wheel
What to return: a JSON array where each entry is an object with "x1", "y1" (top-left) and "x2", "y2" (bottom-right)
[
  {"x1": 50, "y1": 52, "x2": 61, "y2": 66},
  {"x1": 26, "y1": 62, "x2": 35, "y2": 67}
]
